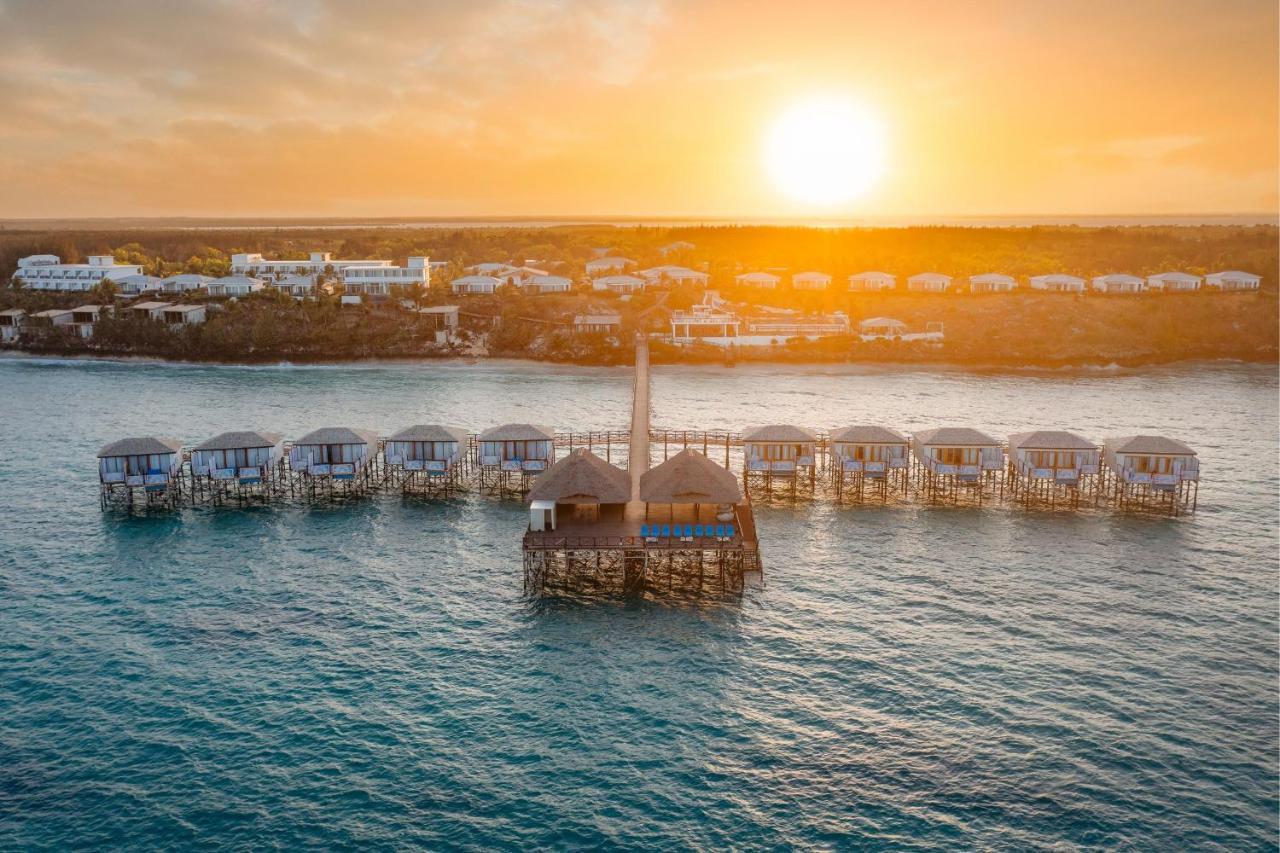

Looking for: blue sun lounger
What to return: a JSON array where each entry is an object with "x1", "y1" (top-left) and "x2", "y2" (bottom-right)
[
  {"x1": 661, "y1": 524, "x2": 671, "y2": 538},
  {"x1": 725, "y1": 524, "x2": 735, "y2": 539}
]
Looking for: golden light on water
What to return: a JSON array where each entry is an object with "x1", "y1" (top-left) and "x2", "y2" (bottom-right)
[{"x1": 763, "y1": 95, "x2": 888, "y2": 208}]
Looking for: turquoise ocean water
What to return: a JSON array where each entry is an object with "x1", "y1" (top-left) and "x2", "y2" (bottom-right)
[{"x1": 0, "y1": 357, "x2": 1276, "y2": 849}]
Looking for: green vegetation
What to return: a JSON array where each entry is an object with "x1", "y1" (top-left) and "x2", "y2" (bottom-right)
[{"x1": 1, "y1": 224, "x2": 1275, "y2": 367}]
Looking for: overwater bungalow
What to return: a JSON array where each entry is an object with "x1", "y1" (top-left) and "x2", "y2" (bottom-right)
[
  {"x1": 1102, "y1": 435, "x2": 1199, "y2": 513},
  {"x1": 792, "y1": 271, "x2": 831, "y2": 291},
  {"x1": 969, "y1": 273, "x2": 1017, "y2": 294},
  {"x1": 191, "y1": 430, "x2": 285, "y2": 500},
  {"x1": 912, "y1": 427, "x2": 1005, "y2": 502},
  {"x1": 1205, "y1": 270, "x2": 1261, "y2": 292},
  {"x1": 1147, "y1": 271, "x2": 1201, "y2": 293},
  {"x1": 1091, "y1": 273, "x2": 1146, "y2": 294},
  {"x1": 527, "y1": 448, "x2": 632, "y2": 531},
  {"x1": 740, "y1": 424, "x2": 818, "y2": 497},
  {"x1": 477, "y1": 423, "x2": 557, "y2": 495},
  {"x1": 907, "y1": 272, "x2": 952, "y2": 293},
  {"x1": 0, "y1": 308, "x2": 25, "y2": 342},
  {"x1": 288, "y1": 427, "x2": 381, "y2": 496},
  {"x1": 385, "y1": 424, "x2": 471, "y2": 495},
  {"x1": 1006, "y1": 430, "x2": 1100, "y2": 507},
  {"x1": 735, "y1": 271, "x2": 781, "y2": 289},
  {"x1": 829, "y1": 425, "x2": 909, "y2": 500},
  {"x1": 1029, "y1": 274, "x2": 1086, "y2": 293},
  {"x1": 98, "y1": 436, "x2": 184, "y2": 507},
  {"x1": 848, "y1": 271, "x2": 896, "y2": 292}
]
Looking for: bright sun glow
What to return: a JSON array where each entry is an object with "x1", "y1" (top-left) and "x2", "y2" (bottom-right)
[{"x1": 764, "y1": 95, "x2": 888, "y2": 207}]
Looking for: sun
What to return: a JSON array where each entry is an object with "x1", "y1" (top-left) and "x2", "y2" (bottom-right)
[{"x1": 763, "y1": 95, "x2": 888, "y2": 207}]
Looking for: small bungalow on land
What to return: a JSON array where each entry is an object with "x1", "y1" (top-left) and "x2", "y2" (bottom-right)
[
  {"x1": 908, "y1": 272, "x2": 952, "y2": 293},
  {"x1": 969, "y1": 273, "x2": 1017, "y2": 294},
  {"x1": 0, "y1": 308, "x2": 25, "y2": 342},
  {"x1": 159, "y1": 274, "x2": 215, "y2": 294},
  {"x1": 162, "y1": 304, "x2": 207, "y2": 325},
  {"x1": 848, "y1": 271, "x2": 896, "y2": 292},
  {"x1": 98, "y1": 436, "x2": 183, "y2": 494},
  {"x1": 573, "y1": 311, "x2": 622, "y2": 334},
  {"x1": 522, "y1": 274, "x2": 573, "y2": 294},
  {"x1": 116, "y1": 274, "x2": 163, "y2": 295},
  {"x1": 592, "y1": 274, "x2": 647, "y2": 294},
  {"x1": 69, "y1": 305, "x2": 105, "y2": 338},
  {"x1": 128, "y1": 301, "x2": 172, "y2": 320},
  {"x1": 289, "y1": 427, "x2": 379, "y2": 478},
  {"x1": 416, "y1": 305, "x2": 459, "y2": 343},
  {"x1": 658, "y1": 241, "x2": 696, "y2": 256},
  {"x1": 451, "y1": 275, "x2": 501, "y2": 295},
  {"x1": 468, "y1": 262, "x2": 516, "y2": 276},
  {"x1": 858, "y1": 317, "x2": 907, "y2": 340},
  {"x1": 639, "y1": 265, "x2": 710, "y2": 286},
  {"x1": 735, "y1": 272, "x2": 781, "y2": 289},
  {"x1": 527, "y1": 448, "x2": 632, "y2": 531},
  {"x1": 585, "y1": 256, "x2": 634, "y2": 275},
  {"x1": 275, "y1": 273, "x2": 319, "y2": 298},
  {"x1": 792, "y1": 271, "x2": 831, "y2": 291},
  {"x1": 208, "y1": 275, "x2": 266, "y2": 297},
  {"x1": 1091, "y1": 274, "x2": 1145, "y2": 294},
  {"x1": 31, "y1": 309, "x2": 74, "y2": 328},
  {"x1": 1205, "y1": 270, "x2": 1261, "y2": 292},
  {"x1": 1029, "y1": 274, "x2": 1086, "y2": 293},
  {"x1": 494, "y1": 266, "x2": 550, "y2": 288},
  {"x1": 1146, "y1": 271, "x2": 1201, "y2": 293},
  {"x1": 192, "y1": 431, "x2": 284, "y2": 482}
]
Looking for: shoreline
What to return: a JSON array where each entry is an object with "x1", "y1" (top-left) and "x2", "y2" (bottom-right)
[{"x1": 2, "y1": 348, "x2": 1273, "y2": 375}]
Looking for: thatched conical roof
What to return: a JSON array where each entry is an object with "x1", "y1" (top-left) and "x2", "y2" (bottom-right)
[
  {"x1": 639, "y1": 448, "x2": 742, "y2": 505},
  {"x1": 528, "y1": 448, "x2": 631, "y2": 504}
]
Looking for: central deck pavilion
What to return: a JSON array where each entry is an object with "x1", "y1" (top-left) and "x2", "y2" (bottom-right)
[{"x1": 522, "y1": 339, "x2": 762, "y2": 596}]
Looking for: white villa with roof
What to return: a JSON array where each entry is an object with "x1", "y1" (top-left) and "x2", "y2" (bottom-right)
[
  {"x1": 585, "y1": 256, "x2": 634, "y2": 275},
  {"x1": 639, "y1": 265, "x2": 709, "y2": 286},
  {"x1": 1029, "y1": 274, "x2": 1086, "y2": 293},
  {"x1": 451, "y1": 274, "x2": 501, "y2": 295},
  {"x1": 1146, "y1": 271, "x2": 1201, "y2": 293},
  {"x1": 735, "y1": 272, "x2": 781, "y2": 289},
  {"x1": 849, "y1": 271, "x2": 896, "y2": 292},
  {"x1": 1091, "y1": 273, "x2": 1146, "y2": 294},
  {"x1": 907, "y1": 272, "x2": 952, "y2": 293},
  {"x1": 592, "y1": 274, "x2": 647, "y2": 294},
  {"x1": 969, "y1": 273, "x2": 1017, "y2": 294},
  {"x1": 792, "y1": 271, "x2": 831, "y2": 291},
  {"x1": 1205, "y1": 270, "x2": 1261, "y2": 291}
]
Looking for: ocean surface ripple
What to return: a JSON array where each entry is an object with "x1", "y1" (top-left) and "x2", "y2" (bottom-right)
[{"x1": 0, "y1": 357, "x2": 1276, "y2": 849}]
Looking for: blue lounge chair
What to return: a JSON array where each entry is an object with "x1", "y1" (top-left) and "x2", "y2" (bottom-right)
[
  {"x1": 661, "y1": 524, "x2": 671, "y2": 538},
  {"x1": 725, "y1": 524, "x2": 735, "y2": 538},
  {"x1": 639, "y1": 524, "x2": 649, "y2": 537},
  {"x1": 683, "y1": 524, "x2": 693, "y2": 538},
  {"x1": 714, "y1": 524, "x2": 725, "y2": 538},
  {"x1": 693, "y1": 525, "x2": 703, "y2": 537}
]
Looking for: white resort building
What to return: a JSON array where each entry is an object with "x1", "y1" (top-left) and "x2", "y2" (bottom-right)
[
  {"x1": 521, "y1": 274, "x2": 573, "y2": 295},
  {"x1": 116, "y1": 274, "x2": 164, "y2": 295},
  {"x1": 1091, "y1": 274, "x2": 1146, "y2": 294},
  {"x1": 585, "y1": 257, "x2": 634, "y2": 275},
  {"x1": 592, "y1": 274, "x2": 647, "y2": 294},
  {"x1": 160, "y1": 274, "x2": 215, "y2": 294},
  {"x1": 907, "y1": 272, "x2": 953, "y2": 293},
  {"x1": 1029, "y1": 274, "x2": 1086, "y2": 293},
  {"x1": 340, "y1": 257, "x2": 429, "y2": 297},
  {"x1": 848, "y1": 272, "x2": 896, "y2": 292},
  {"x1": 1205, "y1": 270, "x2": 1261, "y2": 291},
  {"x1": 573, "y1": 311, "x2": 622, "y2": 334},
  {"x1": 669, "y1": 295, "x2": 740, "y2": 344},
  {"x1": 13, "y1": 255, "x2": 143, "y2": 291},
  {"x1": 231, "y1": 251, "x2": 399, "y2": 279},
  {"x1": 207, "y1": 276, "x2": 265, "y2": 297},
  {"x1": 969, "y1": 273, "x2": 1017, "y2": 294},
  {"x1": 791, "y1": 271, "x2": 831, "y2": 291},
  {"x1": 1146, "y1": 271, "x2": 1202, "y2": 293},
  {"x1": 638, "y1": 265, "x2": 709, "y2": 286},
  {"x1": 735, "y1": 272, "x2": 781, "y2": 289}
]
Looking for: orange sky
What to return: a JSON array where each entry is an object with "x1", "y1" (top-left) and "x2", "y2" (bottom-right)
[{"x1": 1, "y1": 0, "x2": 1276, "y2": 219}]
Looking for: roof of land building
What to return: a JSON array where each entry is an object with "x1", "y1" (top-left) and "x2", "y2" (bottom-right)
[
  {"x1": 913, "y1": 427, "x2": 1001, "y2": 447},
  {"x1": 479, "y1": 423, "x2": 555, "y2": 441},
  {"x1": 388, "y1": 424, "x2": 470, "y2": 443},
  {"x1": 741, "y1": 424, "x2": 818, "y2": 443},
  {"x1": 98, "y1": 436, "x2": 183, "y2": 457},
  {"x1": 193, "y1": 430, "x2": 284, "y2": 451},
  {"x1": 527, "y1": 448, "x2": 631, "y2": 504},
  {"x1": 640, "y1": 448, "x2": 742, "y2": 505},
  {"x1": 830, "y1": 425, "x2": 908, "y2": 444},
  {"x1": 294, "y1": 426, "x2": 379, "y2": 446},
  {"x1": 1008, "y1": 430, "x2": 1097, "y2": 450},
  {"x1": 1105, "y1": 435, "x2": 1197, "y2": 455}
]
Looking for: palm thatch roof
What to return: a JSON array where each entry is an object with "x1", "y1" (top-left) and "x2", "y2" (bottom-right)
[
  {"x1": 479, "y1": 423, "x2": 555, "y2": 441},
  {"x1": 1105, "y1": 435, "x2": 1196, "y2": 455},
  {"x1": 741, "y1": 424, "x2": 817, "y2": 443},
  {"x1": 98, "y1": 436, "x2": 183, "y2": 458},
  {"x1": 640, "y1": 448, "x2": 742, "y2": 505},
  {"x1": 527, "y1": 449, "x2": 631, "y2": 504},
  {"x1": 294, "y1": 427, "x2": 379, "y2": 446},
  {"x1": 913, "y1": 427, "x2": 1000, "y2": 447},
  {"x1": 830, "y1": 425, "x2": 908, "y2": 444},
  {"x1": 1008, "y1": 430, "x2": 1096, "y2": 451},
  {"x1": 388, "y1": 424, "x2": 469, "y2": 443},
  {"x1": 193, "y1": 430, "x2": 284, "y2": 451}
]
